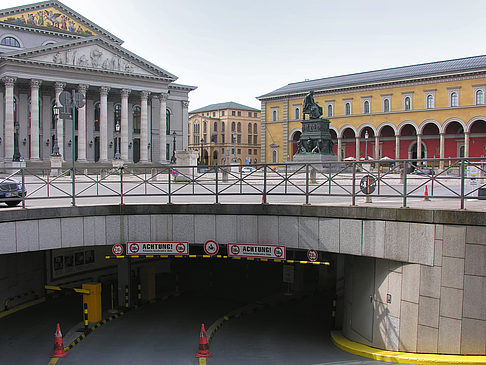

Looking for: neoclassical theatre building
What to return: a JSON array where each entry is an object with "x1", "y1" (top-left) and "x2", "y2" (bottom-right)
[
  {"x1": 0, "y1": 0, "x2": 195, "y2": 167},
  {"x1": 258, "y1": 56, "x2": 486, "y2": 168}
]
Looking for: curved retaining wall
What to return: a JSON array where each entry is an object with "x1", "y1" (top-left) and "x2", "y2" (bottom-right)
[{"x1": 0, "y1": 204, "x2": 484, "y2": 355}]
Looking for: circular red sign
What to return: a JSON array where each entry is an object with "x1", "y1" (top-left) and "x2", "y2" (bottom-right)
[
  {"x1": 230, "y1": 245, "x2": 240, "y2": 255},
  {"x1": 204, "y1": 240, "x2": 219, "y2": 255},
  {"x1": 130, "y1": 243, "x2": 139, "y2": 254},
  {"x1": 274, "y1": 247, "x2": 283, "y2": 258},
  {"x1": 112, "y1": 244, "x2": 123, "y2": 256},
  {"x1": 307, "y1": 249, "x2": 318, "y2": 262},
  {"x1": 176, "y1": 243, "x2": 186, "y2": 253}
]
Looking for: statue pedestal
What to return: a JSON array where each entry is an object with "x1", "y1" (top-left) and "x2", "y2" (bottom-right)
[
  {"x1": 291, "y1": 153, "x2": 345, "y2": 173},
  {"x1": 5, "y1": 161, "x2": 26, "y2": 169},
  {"x1": 112, "y1": 159, "x2": 124, "y2": 169},
  {"x1": 230, "y1": 163, "x2": 239, "y2": 174},
  {"x1": 173, "y1": 150, "x2": 198, "y2": 182},
  {"x1": 50, "y1": 155, "x2": 63, "y2": 176}
]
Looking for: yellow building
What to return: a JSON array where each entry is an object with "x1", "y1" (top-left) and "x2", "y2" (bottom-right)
[
  {"x1": 258, "y1": 55, "x2": 486, "y2": 168},
  {"x1": 188, "y1": 102, "x2": 260, "y2": 165}
]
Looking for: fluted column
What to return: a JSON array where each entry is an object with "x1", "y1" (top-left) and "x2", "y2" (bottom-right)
[
  {"x1": 3, "y1": 77, "x2": 16, "y2": 161},
  {"x1": 99, "y1": 86, "x2": 110, "y2": 161},
  {"x1": 464, "y1": 132, "x2": 470, "y2": 158},
  {"x1": 417, "y1": 134, "x2": 422, "y2": 161},
  {"x1": 159, "y1": 93, "x2": 168, "y2": 162},
  {"x1": 182, "y1": 101, "x2": 189, "y2": 150},
  {"x1": 54, "y1": 82, "x2": 65, "y2": 158},
  {"x1": 355, "y1": 136, "x2": 360, "y2": 160},
  {"x1": 140, "y1": 91, "x2": 150, "y2": 162},
  {"x1": 77, "y1": 84, "x2": 88, "y2": 161},
  {"x1": 29, "y1": 79, "x2": 42, "y2": 160},
  {"x1": 395, "y1": 135, "x2": 400, "y2": 160},
  {"x1": 337, "y1": 137, "x2": 342, "y2": 161},
  {"x1": 374, "y1": 135, "x2": 380, "y2": 160},
  {"x1": 121, "y1": 89, "x2": 130, "y2": 161},
  {"x1": 439, "y1": 133, "x2": 445, "y2": 170}
]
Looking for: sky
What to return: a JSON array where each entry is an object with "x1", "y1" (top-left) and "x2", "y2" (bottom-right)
[{"x1": 5, "y1": 0, "x2": 486, "y2": 111}]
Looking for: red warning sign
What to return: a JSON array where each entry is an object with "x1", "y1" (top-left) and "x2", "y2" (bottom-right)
[
  {"x1": 227, "y1": 243, "x2": 286, "y2": 260},
  {"x1": 112, "y1": 244, "x2": 124, "y2": 256},
  {"x1": 204, "y1": 240, "x2": 219, "y2": 255},
  {"x1": 307, "y1": 249, "x2": 318, "y2": 262},
  {"x1": 126, "y1": 242, "x2": 189, "y2": 255}
]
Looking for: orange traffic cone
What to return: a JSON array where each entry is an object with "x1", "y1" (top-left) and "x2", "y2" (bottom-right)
[
  {"x1": 195, "y1": 323, "x2": 212, "y2": 358},
  {"x1": 51, "y1": 323, "x2": 67, "y2": 358},
  {"x1": 261, "y1": 189, "x2": 265, "y2": 204},
  {"x1": 424, "y1": 185, "x2": 430, "y2": 201}
]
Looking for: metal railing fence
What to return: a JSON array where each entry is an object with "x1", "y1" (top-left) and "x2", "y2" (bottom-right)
[{"x1": 1, "y1": 157, "x2": 485, "y2": 210}]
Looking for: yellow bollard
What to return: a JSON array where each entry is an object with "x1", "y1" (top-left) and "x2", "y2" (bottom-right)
[{"x1": 82, "y1": 283, "x2": 102, "y2": 323}]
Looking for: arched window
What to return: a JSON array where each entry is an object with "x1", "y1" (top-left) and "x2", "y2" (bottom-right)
[
  {"x1": 404, "y1": 97, "x2": 411, "y2": 111},
  {"x1": 272, "y1": 150, "x2": 277, "y2": 163},
  {"x1": 1, "y1": 36, "x2": 20, "y2": 47},
  {"x1": 203, "y1": 121, "x2": 207, "y2": 133},
  {"x1": 214, "y1": 122, "x2": 217, "y2": 132},
  {"x1": 133, "y1": 106, "x2": 141, "y2": 133},
  {"x1": 231, "y1": 122, "x2": 235, "y2": 131},
  {"x1": 476, "y1": 90, "x2": 484, "y2": 105},
  {"x1": 327, "y1": 104, "x2": 333, "y2": 117},
  {"x1": 450, "y1": 92, "x2": 458, "y2": 107},
  {"x1": 345, "y1": 102, "x2": 351, "y2": 115},
  {"x1": 383, "y1": 99, "x2": 390, "y2": 112},
  {"x1": 364, "y1": 100, "x2": 370, "y2": 114},
  {"x1": 272, "y1": 110, "x2": 277, "y2": 121},
  {"x1": 295, "y1": 108, "x2": 300, "y2": 119},
  {"x1": 94, "y1": 102, "x2": 100, "y2": 131},
  {"x1": 426, "y1": 95, "x2": 434, "y2": 109},
  {"x1": 114, "y1": 104, "x2": 121, "y2": 131},
  {"x1": 166, "y1": 109, "x2": 171, "y2": 135},
  {"x1": 222, "y1": 122, "x2": 225, "y2": 132},
  {"x1": 248, "y1": 123, "x2": 252, "y2": 133},
  {"x1": 237, "y1": 122, "x2": 241, "y2": 132},
  {"x1": 253, "y1": 123, "x2": 258, "y2": 134}
]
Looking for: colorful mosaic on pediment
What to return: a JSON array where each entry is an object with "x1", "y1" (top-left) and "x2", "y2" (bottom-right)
[{"x1": 0, "y1": 7, "x2": 96, "y2": 36}]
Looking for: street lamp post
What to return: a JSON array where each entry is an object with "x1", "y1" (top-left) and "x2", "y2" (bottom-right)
[
  {"x1": 200, "y1": 138, "x2": 204, "y2": 166},
  {"x1": 13, "y1": 121, "x2": 21, "y2": 161},
  {"x1": 364, "y1": 130, "x2": 369, "y2": 160},
  {"x1": 114, "y1": 122, "x2": 121, "y2": 160},
  {"x1": 232, "y1": 131, "x2": 237, "y2": 163},
  {"x1": 170, "y1": 131, "x2": 177, "y2": 164},
  {"x1": 52, "y1": 106, "x2": 61, "y2": 156}
]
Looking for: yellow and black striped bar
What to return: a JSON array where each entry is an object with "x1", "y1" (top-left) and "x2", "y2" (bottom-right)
[
  {"x1": 44, "y1": 285, "x2": 90, "y2": 295},
  {"x1": 105, "y1": 255, "x2": 330, "y2": 266},
  {"x1": 83, "y1": 303, "x2": 89, "y2": 332}
]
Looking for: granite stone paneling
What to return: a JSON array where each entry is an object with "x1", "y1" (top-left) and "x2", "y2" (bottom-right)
[
  {"x1": 215, "y1": 215, "x2": 236, "y2": 243},
  {"x1": 61, "y1": 217, "x2": 84, "y2": 248},
  {"x1": 374, "y1": 259, "x2": 389, "y2": 304},
  {"x1": 339, "y1": 219, "x2": 362, "y2": 255},
  {"x1": 16, "y1": 220, "x2": 38, "y2": 252},
  {"x1": 434, "y1": 239, "x2": 443, "y2": 267},
  {"x1": 106, "y1": 215, "x2": 122, "y2": 245},
  {"x1": 461, "y1": 318, "x2": 486, "y2": 355},
  {"x1": 94, "y1": 216, "x2": 106, "y2": 245},
  {"x1": 418, "y1": 296, "x2": 439, "y2": 328},
  {"x1": 443, "y1": 225, "x2": 466, "y2": 258},
  {"x1": 128, "y1": 215, "x2": 151, "y2": 242},
  {"x1": 385, "y1": 314, "x2": 400, "y2": 351},
  {"x1": 435, "y1": 224, "x2": 443, "y2": 240},
  {"x1": 150, "y1": 215, "x2": 169, "y2": 242},
  {"x1": 417, "y1": 325, "x2": 438, "y2": 353},
  {"x1": 278, "y1": 216, "x2": 299, "y2": 248},
  {"x1": 318, "y1": 218, "x2": 339, "y2": 253},
  {"x1": 258, "y1": 215, "x2": 278, "y2": 245},
  {"x1": 236, "y1": 215, "x2": 257, "y2": 243},
  {"x1": 298, "y1": 217, "x2": 319, "y2": 250},
  {"x1": 172, "y1": 214, "x2": 194, "y2": 243},
  {"x1": 362, "y1": 220, "x2": 385, "y2": 258},
  {"x1": 83, "y1": 217, "x2": 96, "y2": 246},
  {"x1": 409, "y1": 223, "x2": 434, "y2": 266},
  {"x1": 401, "y1": 264, "x2": 420, "y2": 304},
  {"x1": 440, "y1": 287, "x2": 463, "y2": 320},
  {"x1": 384, "y1": 221, "x2": 409, "y2": 262},
  {"x1": 441, "y1": 257, "x2": 465, "y2": 290},
  {"x1": 438, "y1": 316, "x2": 461, "y2": 354},
  {"x1": 466, "y1": 226, "x2": 486, "y2": 245},
  {"x1": 420, "y1": 265, "x2": 441, "y2": 298},
  {"x1": 0, "y1": 222, "x2": 16, "y2": 253},
  {"x1": 463, "y1": 275, "x2": 486, "y2": 320},
  {"x1": 388, "y1": 271, "x2": 402, "y2": 318},
  {"x1": 39, "y1": 219, "x2": 61, "y2": 250},
  {"x1": 464, "y1": 244, "x2": 486, "y2": 277},
  {"x1": 399, "y1": 300, "x2": 418, "y2": 352},
  {"x1": 195, "y1": 215, "x2": 216, "y2": 243}
]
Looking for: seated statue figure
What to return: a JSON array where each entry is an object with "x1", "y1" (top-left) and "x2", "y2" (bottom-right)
[{"x1": 302, "y1": 90, "x2": 323, "y2": 119}]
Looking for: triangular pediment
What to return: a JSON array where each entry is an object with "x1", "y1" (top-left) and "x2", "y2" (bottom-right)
[
  {"x1": 3, "y1": 37, "x2": 177, "y2": 81},
  {"x1": 0, "y1": 1, "x2": 121, "y2": 43}
]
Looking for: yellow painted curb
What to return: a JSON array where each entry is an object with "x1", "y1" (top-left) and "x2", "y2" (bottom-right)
[
  {"x1": 0, "y1": 297, "x2": 46, "y2": 319},
  {"x1": 331, "y1": 331, "x2": 486, "y2": 364}
]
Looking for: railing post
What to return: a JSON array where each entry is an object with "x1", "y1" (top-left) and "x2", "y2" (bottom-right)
[
  {"x1": 460, "y1": 159, "x2": 465, "y2": 209},
  {"x1": 71, "y1": 165, "x2": 76, "y2": 206},
  {"x1": 215, "y1": 167, "x2": 219, "y2": 204},
  {"x1": 402, "y1": 161, "x2": 408, "y2": 208},
  {"x1": 168, "y1": 167, "x2": 172, "y2": 204},
  {"x1": 263, "y1": 164, "x2": 267, "y2": 204},
  {"x1": 21, "y1": 168, "x2": 25, "y2": 209},
  {"x1": 351, "y1": 162, "x2": 356, "y2": 206},
  {"x1": 305, "y1": 164, "x2": 310, "y2": 205},
  {"x1": 120, "y1": 167, "x2": 124, "y2": 205}
]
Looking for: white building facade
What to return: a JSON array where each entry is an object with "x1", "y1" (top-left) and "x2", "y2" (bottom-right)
[{"x1": 0, "y1": 1, "x2": 195, "y2": 167}]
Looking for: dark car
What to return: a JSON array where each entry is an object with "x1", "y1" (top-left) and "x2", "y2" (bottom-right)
[
  {"x1": 0, "y1": 177, "x2": 26, "y2": 206},
  {"x1": 414, "y1": 168, "x2": 435, "y2": 175}
]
